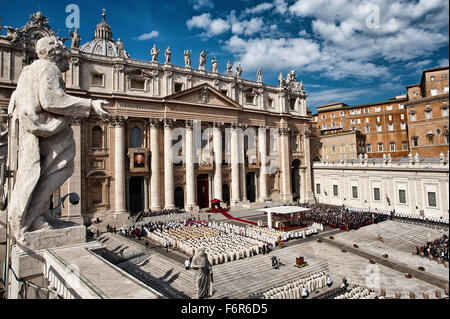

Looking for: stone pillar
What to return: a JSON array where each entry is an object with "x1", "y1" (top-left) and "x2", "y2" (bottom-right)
[
  {"x1": 164, "y1": 119, "x2": 175, "y2": 209},
  {"x1": 143, "y1": 177, "x2": 149, "y2": 213},
  {"x1": 303, "y1": 130, "x2": 314, "y2": 202},
  {"x1": 258, "y1": 127, "x2": 270, "y2": 202},
  {"x1": 239, "y1": 125, "x2": 248, "y2": 203},
  {"x1": 213, "y1": 122, "x2": 223, "y2": 201},
  {"x1": 300, "y1": 168, "x2": 306, "y2": 202},
  {"x1": 279, "y1": 128, "x2": 293, "y2": 202},
  {"x1": 113, "y1": 116, "x2": 127, "y2": 214},
  {"x1": 150, "y1": 119, "x2": 161, "y2": 210},
  {"x1": 66, "y1": 117, "x2": 83, "y2": 224},
  {"x1": 185, "y1": 121, "x2": 197, "y2": 210},
  {"x1": 230, "y1": 124, "x2": 241, "y2": 205}
]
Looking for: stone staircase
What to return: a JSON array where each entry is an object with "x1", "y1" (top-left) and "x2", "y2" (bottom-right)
[{"x1": 131, "y1": 242, "x2": 329, "y2": 299}]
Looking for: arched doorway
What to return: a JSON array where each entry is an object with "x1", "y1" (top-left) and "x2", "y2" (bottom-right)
[
  {"x1": 129, "y1": 177, "x2": 143, "y2": 215},
  {"x1": 291, "y1": 159, "x2": 301, "y2": 203},
  {"x1": 174, "y1": 187, "x2": 184, "y2": 209},
  {"x1": 222, "y1": 184, "x2": 230, "y2": 206}
]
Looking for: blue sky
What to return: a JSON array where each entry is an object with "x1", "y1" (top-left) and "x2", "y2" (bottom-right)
[{"x1": 1, "y1": 0, "x2": 448, "y2": 113}]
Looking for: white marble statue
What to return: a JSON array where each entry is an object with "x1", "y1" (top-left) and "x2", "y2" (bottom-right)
[
  {"x1": 278, "y1": 72, "x2": 285, "y2": 87},
  {"x1": 191, "y1": 247, "x2": 213, "y2": 299},
  {"x1": 151, "y1": 44, "x2": 160, "y2": 62},
  {"x1": 69, "y1": 29, "x2": 81, "y2": 49},
  {"x1": 199, "y1": 50, "x2": 208, "y2": 70},
  {"x1": 116, "y1": 38, "x2": 125, "y2": 57},
  {"x1": 235, "y1": 63, "x2": 242, "y2": 79},
  {"x1": 165, "y1": 46, "x2": 171, "y2": 64},
  {"x1": 226, "y1": 61, "x2": 233, "y2": 76},
  {"x1": 257, "y1": 68, "x2": 262, "y2": 83},
  {"x1": 7, "y1": 36, "x2": 110, "y2": 244},
  {"x1": 184, "y1": 49, "x2": 192, "y2": 67},
  {"x1": 211, "y1": 56, "x2": 218, "y2": 73}
]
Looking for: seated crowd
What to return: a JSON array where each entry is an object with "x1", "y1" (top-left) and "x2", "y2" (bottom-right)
[
  {"x1": 301, "y1": 203, "x2": 388, "y2": 230},
  {"x1": 145, "y1": 219, "x2": 267, "y2": 264},
  {"x1": 139, "y1": 208, "x2": 186, "y2": 218},
  {"x1": 260, "y1": 272, "x2": 331, "y2": 299},
  {"x1": 394, "y1": 212, "x2": 449, "y2": 225},
  {"x1": 246, "y1": 224, "x2": 322, "y2": 246},
  {"x1": 416, "y1": 234, "x2": 449, "y2": 261},
  {"x1": 334, "y1": 285, "x2": 377, "y2": 299}
]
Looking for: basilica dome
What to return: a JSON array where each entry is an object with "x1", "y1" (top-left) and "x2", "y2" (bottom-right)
[{"x1": 80, "y1": 10, "x2": 130, "y2": 58}]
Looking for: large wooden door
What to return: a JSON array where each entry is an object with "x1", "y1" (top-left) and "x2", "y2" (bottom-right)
[{"x1": 197, "y1": 174, "x2": 209, "y2": 209}]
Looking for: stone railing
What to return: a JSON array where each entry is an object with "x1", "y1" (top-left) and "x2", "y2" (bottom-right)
[{"x1": 314, "y1": 153, "x2": 449, "y2": 170}]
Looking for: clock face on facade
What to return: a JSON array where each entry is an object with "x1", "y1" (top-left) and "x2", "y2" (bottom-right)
[{"x1": 27, "y1": 27, "x2": 50, "y2": 44}]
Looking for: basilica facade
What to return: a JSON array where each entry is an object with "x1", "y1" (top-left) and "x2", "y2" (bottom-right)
[{"x1": 0, "y1": 12, "x2": 314, "y2": 223}]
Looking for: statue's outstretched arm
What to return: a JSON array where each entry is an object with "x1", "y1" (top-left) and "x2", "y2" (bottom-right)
[{"x1": 38, "y1": 64, "x2": 91, "y2": 118}]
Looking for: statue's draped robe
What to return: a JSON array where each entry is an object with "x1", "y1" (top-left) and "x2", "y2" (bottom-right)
[
  {"x1": 191, "y1": 252, "x2": 213, "y2": 299},
  {"x1": 8, "y1": 59, "x2": 91, "y2": 237}
]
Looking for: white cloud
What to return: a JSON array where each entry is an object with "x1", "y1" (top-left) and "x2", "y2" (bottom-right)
[
  {"x1": 231, "y1": 17, "x2": 264, "y2": 36},
  {"x1": 135, "y1": 31, "x2": 159, "y2": 41},
  {"x1": 190, "y1": 0, "x2": 214, "y2": 11},
  {"x1": 438, "y1": 58, "x2": 449, "y2": 66},
  {"x1": 243, "y1": 2, "x2": 273, "y2": 15},
  {"x1": 274, "y1": 0, "x2": 288, "y2": 14},
  {"x1": 307, "y1": 88, "x2": 374, "y2": 109},
  {"x1": 187, "y1": 13, "x2": 230, "y2": 36}
]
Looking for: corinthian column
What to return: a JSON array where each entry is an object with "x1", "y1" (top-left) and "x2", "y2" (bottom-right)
[
  {"x1": 150, "y1": 118, "x2": 162, "y2": 210},
  {"x1": 185, "y1": 120, "x2": 197, "y2": 210},
  {"x1": 213, "y1": 122, "x2": 223, "y2": 201},
  {"x1": 258, "y1": 126, "x2": 270, "y2": 202},
  {"x1": 279, "y1": 127, "x2": 293, "y2": 202},
  {"x1": 113, "y1": 116, "x2": 127, "y2": 214},
  {"x1": 230, "y1": 124, "x2": 241, "y2": 205},
  {"x1": 164, "y1": 119, "x2": 175, "y2": 209},
  {"x1": 66, "y1": 117, "x2": 83, "y2": 224}
]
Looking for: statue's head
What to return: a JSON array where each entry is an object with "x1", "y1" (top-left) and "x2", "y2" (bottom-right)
[{"x1": 36, "y1": 36, "x2": 70, "y2": 72}]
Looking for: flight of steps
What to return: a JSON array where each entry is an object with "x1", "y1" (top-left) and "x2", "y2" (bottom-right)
[
  {"x1": 97, "y1": 233, "x2": 148, "y2": 262},
  {"x1": 132, "y1": 243, "x2": 330, "y2": 299}
]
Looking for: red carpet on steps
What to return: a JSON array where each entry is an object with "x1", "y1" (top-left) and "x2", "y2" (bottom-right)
[{"x1": 217, "y1": 210, "x2": 258, "y2": 226}]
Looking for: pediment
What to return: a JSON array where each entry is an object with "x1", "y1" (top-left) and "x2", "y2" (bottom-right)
[{"x1": 165, "y1": 83, "x2": 243, "y2": 110}]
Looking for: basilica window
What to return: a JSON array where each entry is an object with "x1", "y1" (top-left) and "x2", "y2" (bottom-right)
[
  {"x1": 246, "y1": 94, "x2": 255, "y2": 105},
  {"x1": 399, "y1": 189, "x2": 407, "y2": 204},
  {"x1": 92, "y1": 182, "x2": 103, "y2": 205},
  {"x1": 428, "y1": 192, "x2": 437, "y2": 207},
  {"x1": 333, "y1": 185, "x2": 338, "y2": 196},
  {"x1": 316, "y1": 184, "x2": 321, "y2": 195},
  {"x1": 378, "y1": 143, "x2": 383, "y2": 152},
  {"x1": 373, "y1": 188, "x2": 380, "y2": 201},
  {"x1": 352, "y1": 186, "x2": 358, "y2": 199},
  {"x1": 367, "y1": 144, "x2": 372, "y2": 152},
  {"x1": 412, "y1": 137, "x2": 418, "y2": 147},
  {"x1": 92, "y1": 126, "x2": 103, "y2": 149},
  {"x1": 130, "y1": 79, "x2": 146, "y2": 90},
  {"x1": 390, "y1": 142, "x2": 395, "y2": 151},
  {"x1": 91, "y1": 73, "x2": 105, "y2": 87},
  {"x1": 174, "y1": 82, "x2": 183, "y2": 93},
  {"x1": 267, "y1": 98, "x2": 274, "y2": 108},
  {"x1": 130, "y1": 127, "x2": 142, "y2": 148}
]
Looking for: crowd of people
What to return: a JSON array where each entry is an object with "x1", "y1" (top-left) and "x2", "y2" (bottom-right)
[
  {"x1": 416, "y1": 234, "x2": 449, "y2": 261},
  {"x1": 143, "y1": 218, "x2": 268, "y2": 264},
  {"x1": 301, "y1": 203, "x2": 388, "y2": 230},
  {"x1": 334, "y1": 285, "x2": 377, "y2": 299},
  {"x1": 137, "y1": 208, "x2": 186, "y2": 219},
  {"x1": 260, "y1": 272, "x2": 331, "y2": 299},
  {"x1": 394, "y1": 212, "x2": 449, "y2": 226}
]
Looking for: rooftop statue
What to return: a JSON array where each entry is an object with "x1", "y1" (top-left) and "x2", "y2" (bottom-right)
[
  {"x1": 199, "y1": 50, "x2": 208, "y2": 70},
  {"x1": 226, "y1": 61, "x2": 233, "y2": 76},
  {"x1": 257, "y1": 68, "x2": 262, "y2": 83},
  {"x1": 165, "y1": 46, "x2": 171, "y2": 64},
  {"x1": 184, "y1": 49, "x2": 192, "y2": 67},
  {"x1": 116, "y1": 38, "x2": 125, "y2": 57},
  {"x1": 211, "y1": 56, "x2": 218, "y2": 73},
  {"x1": 278, "y1": 72, "x2": 285, "y2": 87},
  {"x1": 7, "y1": 36, "x2": 110, "y2": 245},
  {"x1": 151, "y1": 44, "x2": 160, "y2": 62},
  {"x1": 69, "y1": 29, "x2": 81, "y2": 49},
  {"x1": 235, "y1": 63, "x2": 242, "y2": 79}
]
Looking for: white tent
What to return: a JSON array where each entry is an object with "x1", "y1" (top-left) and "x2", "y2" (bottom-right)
[{"x1": 257, "y1": 206, "x2": 310, "y2": 229}]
